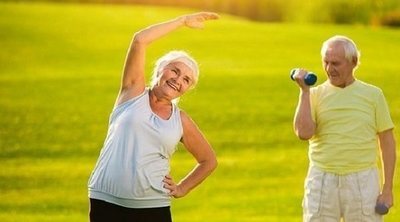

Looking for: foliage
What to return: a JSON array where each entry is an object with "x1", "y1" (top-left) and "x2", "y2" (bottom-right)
[
  {"x1": 6, "y1": 0, "x2": 400, "y2": 26},
  {"x1": 380, "y1": 10, "x2": 400, "y2": 27},
  {"x1": 307, "y1": 0, "x2": 373, "y2": 24},
  {"x1": 1, "y1": 2, "x2": 400, "y2": 222}
]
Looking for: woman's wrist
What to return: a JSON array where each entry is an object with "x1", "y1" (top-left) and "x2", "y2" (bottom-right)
[{"x1": 176, "y1": 15, "x2": 187, "y2": 27}]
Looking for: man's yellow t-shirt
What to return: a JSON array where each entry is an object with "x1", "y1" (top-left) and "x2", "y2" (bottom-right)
[{"x1": 309, "y1": 80, "x2": 394, "y2": 174}]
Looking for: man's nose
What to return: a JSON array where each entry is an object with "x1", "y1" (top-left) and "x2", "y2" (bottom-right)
[{"x1": 325, "y1": 64, "x2": 333, "y2": 72}]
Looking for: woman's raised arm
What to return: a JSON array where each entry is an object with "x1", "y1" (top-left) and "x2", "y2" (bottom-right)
[{"x1": 115, "y1": 12, "x2": 219, "y2": 106}]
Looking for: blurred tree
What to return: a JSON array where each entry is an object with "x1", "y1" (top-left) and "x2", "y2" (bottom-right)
[{"x1": 15, "y1": 0, "x2": 400, "y2": 26}]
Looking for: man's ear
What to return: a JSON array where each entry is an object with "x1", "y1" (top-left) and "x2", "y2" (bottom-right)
[{"x1": 352, "y1": 56, "x2": 358, "y2": 66}]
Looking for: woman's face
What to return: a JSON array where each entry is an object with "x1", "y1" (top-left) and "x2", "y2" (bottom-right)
[{"x1": 156, "y1": 61, "x2": 195, "y2": 99}]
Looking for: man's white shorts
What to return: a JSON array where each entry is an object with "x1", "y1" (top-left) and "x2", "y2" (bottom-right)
[{"x1": 303, "y1": 166, "x2": 382, "y2": 222}]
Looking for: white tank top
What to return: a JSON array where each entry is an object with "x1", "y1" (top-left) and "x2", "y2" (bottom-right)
[{"x1": 88, "y1": 89, "x2": 183, "y2": 208}]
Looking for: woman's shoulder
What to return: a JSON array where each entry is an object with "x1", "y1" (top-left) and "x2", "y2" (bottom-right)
[
  {"x1": 115, "y1": 88, "x2": 149, "y2": 108},
  {"x1": 179, "y1": 110, "x2": 199, "y2": 130},
  {"x1": 110, "y1": 89, "x2": 149, "y2": 119}
]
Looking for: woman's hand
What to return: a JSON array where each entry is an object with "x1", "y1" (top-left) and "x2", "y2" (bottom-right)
[
  {"x1": 181, "y1": 12, "x2": 219, "y2": 29},
  {"x1": 163, "y1": 175, "x2": 187, "y2": 198}
]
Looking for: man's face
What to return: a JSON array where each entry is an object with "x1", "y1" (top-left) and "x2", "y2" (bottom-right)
[{"x1": 322, "y1": 43, "x2": 357, "y2": 88}]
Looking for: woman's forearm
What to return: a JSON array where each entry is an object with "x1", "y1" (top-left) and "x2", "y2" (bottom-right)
[
  {"x1": 133, "y1": 16, "x2": 185, "y2": 45},
  {"x1": 177, "y1": 158, "x2": 217, "y2": 196}
]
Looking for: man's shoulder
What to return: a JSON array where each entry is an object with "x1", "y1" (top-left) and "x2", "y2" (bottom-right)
[{"x1": 355, "y1": 80, "x2": 382, "y2": 93}]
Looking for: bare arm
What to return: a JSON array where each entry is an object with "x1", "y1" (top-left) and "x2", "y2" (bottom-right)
[
  {"x1": 293, "y1": 69, "x2": 316, "y2": 140},
  {"x1": 377, "y1": 129, "x2": 397, "y2": 208},
  {"x1": 163, "y1": 111, "x2": 217, "y2": 198},
  {"x1": 116, "y1": 12, "x2": 219, "y2": 106}
]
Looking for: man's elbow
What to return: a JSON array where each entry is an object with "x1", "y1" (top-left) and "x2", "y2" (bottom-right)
[{"x1": 295, "y1": 130, "x2": 313, "y2": 140}]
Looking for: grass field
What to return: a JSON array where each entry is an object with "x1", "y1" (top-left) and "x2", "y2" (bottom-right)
[{"x1": 0, "y1": 2, "x2": 399, "y2": 221}]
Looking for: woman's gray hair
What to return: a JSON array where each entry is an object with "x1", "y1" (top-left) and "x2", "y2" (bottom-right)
[
  {"x1": 150, "y1": 50, "x2": 199, "y2": 88},
  {"x1": 321, "y1": 35, "x2": 361, "y2": 68}
]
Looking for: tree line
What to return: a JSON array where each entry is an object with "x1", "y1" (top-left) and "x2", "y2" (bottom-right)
[{"x1": 22, "y1": 0, "x2": 400, "y2": 27}]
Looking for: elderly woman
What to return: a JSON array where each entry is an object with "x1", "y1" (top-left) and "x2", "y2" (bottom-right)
[{"x1": 88, "y1": 12, "x2": 219, "y2": 222}]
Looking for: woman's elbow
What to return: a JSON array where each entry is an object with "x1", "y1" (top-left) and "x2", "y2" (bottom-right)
[
  {"x1": 132, "y1": 32, "x2": 148, "y2": 45},
  {"x1": 207, "y1": 154, "x2": 218, "y2": 173},
  {"x1": 212, "y1": 158, "x2": 218, "y2": 171}
]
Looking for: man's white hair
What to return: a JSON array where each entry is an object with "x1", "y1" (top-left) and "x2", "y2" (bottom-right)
[{"x1": 321, "y1": 35, "x2": 361, "y2": 69}]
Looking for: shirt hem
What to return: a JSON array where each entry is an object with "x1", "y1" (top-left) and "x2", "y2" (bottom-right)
[
  {"x1": 310, "y1": 163, "x2": 377, "y2": 175},
  {"x1": 89, "y1": 190, "x2": 171, "y2": 209}
]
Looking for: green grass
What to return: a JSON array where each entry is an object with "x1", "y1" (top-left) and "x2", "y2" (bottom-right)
[{"x1": 0, "y1": 2, "x2": 399, "y2": 222}]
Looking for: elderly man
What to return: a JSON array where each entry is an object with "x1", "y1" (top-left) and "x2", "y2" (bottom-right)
[{"x1": 293, "y1": 35, "x2": 396, "y2": 222}]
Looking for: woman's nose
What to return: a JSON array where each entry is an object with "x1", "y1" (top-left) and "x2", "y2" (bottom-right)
[{"x1": 175, "y1": 76, "x2": 184, "y2": 84}]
